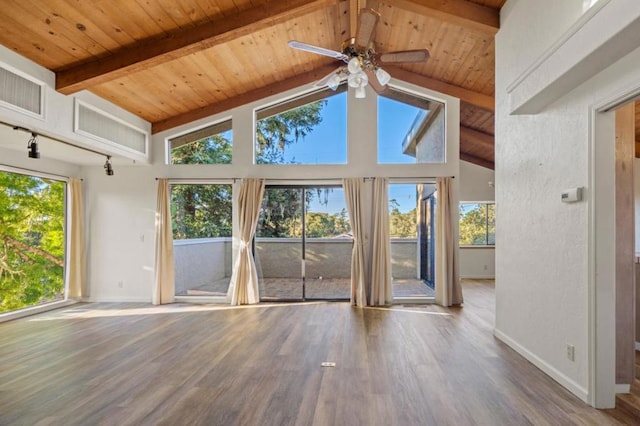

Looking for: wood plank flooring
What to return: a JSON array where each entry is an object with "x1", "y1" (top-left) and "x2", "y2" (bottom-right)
[{"x1": 0, "y1": 280, "x2": 638, "y2": 425}]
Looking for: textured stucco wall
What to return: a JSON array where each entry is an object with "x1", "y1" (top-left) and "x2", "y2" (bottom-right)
[
  {"x1": 174, "y1": 239, "x2": 231, "y2": 294},
  {"x1": 416, "y1": 106, "x2": 445, "y2": 163},
  {"x1": 496, "y1": 0, "x2": 640, "y2": 403}
]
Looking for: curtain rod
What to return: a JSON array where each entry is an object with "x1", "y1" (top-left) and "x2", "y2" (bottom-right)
[
  {"x1": 0, "y1": 119, "x2": 110, "y2": 159},
  {"x1": 156, "y1": 176, "x2": 454, "y2": 181}
]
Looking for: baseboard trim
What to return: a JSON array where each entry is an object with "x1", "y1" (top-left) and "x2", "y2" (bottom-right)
[
  {"x1": 615, "y1": 384, "x2": 631, "y2": 394},
  {"x1": 494, "y1": 328, "x2": 589, "y2": 403},
  {"x1": 84, "y1": 296, "x2": 151, "y2": 303},
  {"x1": 175, "y1": 296, "x2": 227, "y2": 304},
  {"x1": 460, "y1": 275, "x2": 495, "y2": 280}
]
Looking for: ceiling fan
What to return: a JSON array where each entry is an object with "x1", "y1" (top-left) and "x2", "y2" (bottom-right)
[{"x1": 288, "y1": 8, "x2": 429, "y2": 98}]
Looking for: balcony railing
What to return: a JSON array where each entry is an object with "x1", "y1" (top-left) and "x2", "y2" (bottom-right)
[{"x1": 174, "y1": 237, "x2": 433, "y2": 298}]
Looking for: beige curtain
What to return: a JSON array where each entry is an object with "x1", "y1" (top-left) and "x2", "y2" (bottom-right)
[
  {"x1": 67, "y1": 178, "x2": 85, "y2": 299},
  {"x1": 343, "y1": 178, "x2": 368, "y2": 307},
  {"x1": 153, "y1": 179, "x2": 175, "y2": 305},
  {"x1": 227, "y1": 178, "x2": 265, "y2": 305},
  {"x1": 370, "y1": 178, "x2": 392, "y2": 306},
  {"x1": 435, "y1": 177, "x2": 463, "y2": 306}
]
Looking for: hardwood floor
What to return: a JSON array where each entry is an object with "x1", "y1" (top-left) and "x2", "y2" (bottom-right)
[{"x1": 0, "y1": 280, "x2": 638, "y2": 425}]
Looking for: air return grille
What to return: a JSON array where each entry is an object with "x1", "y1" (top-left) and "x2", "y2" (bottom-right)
[
  {"x1": 0, "y1": 66, "x2": 43, "y2": 116},
  {"x1": 75, "y1": 101, "x2": 147, "y2": 155}
]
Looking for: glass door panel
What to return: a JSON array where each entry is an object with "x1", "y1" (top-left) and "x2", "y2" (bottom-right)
[
  {"x1": 255, "y1": 187, "x2": 303, "y2": 300},
  {"x1": 305, "y1": 187, "x2": 351, "y2": 300},
  {"x1": 389, "y1": 183, "x2": 435, "y2": 299}
]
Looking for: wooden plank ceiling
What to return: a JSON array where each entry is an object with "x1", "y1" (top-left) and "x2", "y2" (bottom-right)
[{"x1": 0, "y1": 0, "x2": 507, "y2": 169}]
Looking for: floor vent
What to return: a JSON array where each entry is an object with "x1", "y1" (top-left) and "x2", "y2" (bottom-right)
[
  {"x1": 75, "y1": 100, "x2": 148, "y2": 155},
  {"x1": 0, "y1": 66, "x2": 43, "y2": 117}
]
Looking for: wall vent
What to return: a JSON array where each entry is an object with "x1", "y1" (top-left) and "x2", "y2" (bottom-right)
[
  {"x1": 0, "y1": 65, "x2": 44, "y2": 117},
  {"x1": 75, "y1": 100, "x2": 148, "y2": 156}
]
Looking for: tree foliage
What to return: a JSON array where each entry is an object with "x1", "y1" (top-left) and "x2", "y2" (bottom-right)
[
  {"x1": 171, "y1": 134, "x2": 232, "y2": 165},
  {"x1": 171, "y1": 184, "x2": 232, "y2": 239},
  {"x1": 389, "y1": 199, "x2": 417, "y2": 238},
  {"x1": 0, "y1": 171, "x2": 65, "y2": 312},
  {"x1": 255, "y1": 102, "x2": 326, "y2": 164}
]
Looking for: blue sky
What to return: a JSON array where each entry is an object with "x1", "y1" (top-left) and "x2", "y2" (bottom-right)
[{"x1": 278, "y1": 93, "x2": 420, "y2": 165}]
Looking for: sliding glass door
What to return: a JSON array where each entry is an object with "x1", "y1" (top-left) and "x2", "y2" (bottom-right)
[{"x1": 255, "y1": 186, "x2": 351, "y2": 301}]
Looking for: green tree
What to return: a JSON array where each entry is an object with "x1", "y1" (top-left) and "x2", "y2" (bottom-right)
[
  {"x1": 256, "y1": 101, "x2": 326, "y2": 164},
  {"x1": 305, "y1": 210, "x2": 351, "y2": 238},
  {"x1": 0, "y1": 171, "x2": 65, "y2": 313},
  {"x1": 171, "y1": 134, "x2": 232, "y2": 165},
  {"x1": 171, "y1": 184, "x2": 233, "y2": 239},
  {"x1": 389, "y1": 199, "x2": 417, "y2": 238},
  {"x1": 459, "y1": 204, "x2": 495, "y2": 245}
]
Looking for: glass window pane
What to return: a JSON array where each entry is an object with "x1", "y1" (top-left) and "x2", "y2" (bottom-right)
[
  {"x1": 255, "y1": 87, "x2": 347, "y2": 165},
  {"x1": 169, "y1": 120, "x2": 232, "y2": 165},
  {"x1": 459, "y1": 203, "x2": 495, "y2": 245},
  {"x1": 171, "y1": 184, "x2": 232, "y2": 296},
  {"x1": 487, "y1": 203, "x2": 496, "y2": 245},
  {"x1": 378, "y1": 89, "x2": 445, "y2": 164},
  {"x1": 0, "y1": 171, "x2": 66, "y2": 313}
]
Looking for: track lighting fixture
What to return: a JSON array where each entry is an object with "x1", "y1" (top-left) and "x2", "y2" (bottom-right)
[
  {"x1": 104, "y1": 156, "x2": 114, "y2": 176},
  {"x1": 27, "y1": 132, "x2": 40, "y2": 159}
]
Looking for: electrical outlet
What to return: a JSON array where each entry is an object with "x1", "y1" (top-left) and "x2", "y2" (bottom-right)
[
  {"x1": 566, "y1": 344, "x2": 575, "y2": 361},
  {"x1": 118, "y1": 280, "x2": 124, "y2": 288}
]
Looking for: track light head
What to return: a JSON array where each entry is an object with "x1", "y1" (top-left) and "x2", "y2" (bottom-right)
[
  {"x1": 104, "y1": 156, "x2": 114, "y2": 176},
  {"x1": 27, "y1": 133, "x2": 40, "y2": 159}
]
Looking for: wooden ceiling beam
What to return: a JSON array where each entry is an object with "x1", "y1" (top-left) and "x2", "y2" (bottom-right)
[
  {"x1": 460, "y1": 125, "x2": 494, "y2": 148},
  {"x1": 460, "y1": 152, "x2": 494, "y2": 169},
  {"x1": 56, "y1": 0, "x2": 334, "y2": 94},
  {"x1": 383, "y1": 66, "x2": 494, "y2": 111},
  {"x1": 152, "y1": 63, "x2": 340, "y2": 133},
  {"x1": 390, "y1": 0, "x2": 500, "y2": 35},
  {"x1": 460, "y1": 125, "x2": 494, "y2": 169}
]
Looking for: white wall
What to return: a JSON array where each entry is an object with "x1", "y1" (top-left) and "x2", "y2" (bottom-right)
[
  {"x1": 459, "y1": 161, "x2": 495, "y2": 278},
  {"x1": 496, "y1": 0, "x2": 640, "y2": 405},
  {"x1": 82, "y1": 165, "x2": 156, "y2": 302}
]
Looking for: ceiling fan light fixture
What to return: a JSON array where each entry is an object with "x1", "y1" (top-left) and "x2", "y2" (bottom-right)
[
  {"x1": 347, "y1": 57, "x2": 362, "y2": 74},
  {"x1": 355, "y1": 86, "x2": 367, "y2": 99},
  {"x1": 348, "y1": 70, "x2": 368, "y2": 89},
  {"x1": 375, "y1": 67, "x2": 391, "y2": 86},
  {"x1": 327, "y1": 73, "x2": 342, "y2": 91}
]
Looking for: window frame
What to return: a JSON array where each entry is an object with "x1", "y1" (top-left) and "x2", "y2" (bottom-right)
[
  {"x1": 0, "y1": 165, "x2": 69, "y2": 314},
  {"x1": 166, "y1": 118, "x2": 233, "y2": 165},
  {"x1": 253, "y1": 84, "x2": 348, "y2": 165},
  {"x1": 458, "y1": 201, "x2": 495, "y2": 247}
]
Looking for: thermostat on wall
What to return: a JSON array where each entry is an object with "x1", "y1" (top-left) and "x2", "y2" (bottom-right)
[{"x1": 561, "y1": 187, "x2": 583, "y2": 203}]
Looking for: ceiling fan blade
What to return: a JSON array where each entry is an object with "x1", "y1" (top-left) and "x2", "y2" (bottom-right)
[
  {"x1": 376, "y1": 49, "x2": 430, "y2": 64},
  {"x1": 288, "y1": 40, "x2": 348, "y2": 61},
  {"x1": 315, "y1": 66, "x2": 346, "y2": 87},
  {"x1": 364, "y1": 68, "x2": 387, "y2": 93},
  {"x1": 355, "y1": 8, "x2": 380, "y2": 50}
]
